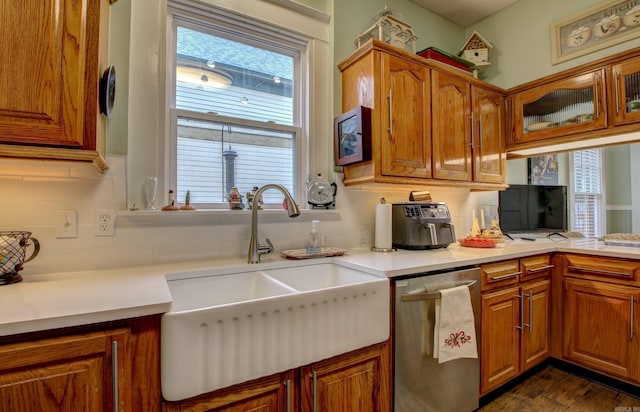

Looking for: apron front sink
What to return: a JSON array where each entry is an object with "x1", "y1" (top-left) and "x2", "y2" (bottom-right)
[{"x1": 161, "y1": 261, "x2": 389, "y2": 401}]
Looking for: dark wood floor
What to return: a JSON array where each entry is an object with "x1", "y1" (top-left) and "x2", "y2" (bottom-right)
[{"x1": 478, "y1": 365, "x2": 640, "y2": 411}]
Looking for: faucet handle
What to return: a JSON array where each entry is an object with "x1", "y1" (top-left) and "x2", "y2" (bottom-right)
[{"x1": 259, "y1": 238, "x2": 274, "y2": 255}]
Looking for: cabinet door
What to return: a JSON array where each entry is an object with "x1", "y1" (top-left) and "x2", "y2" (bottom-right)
[
  {"x1": 480, "y1": 286, "x2": 521, "y2": 395},
  {"x1": 0, "y1": 328, "x2": 130, "y2": 412},
  {"x1": 512, "y1": 69, "x2": 607, "y2": 144},
  {"x1": 162, "y1": 371, "x2": 294, "y2": 412},
  {"x1": 611, "y1": 56, "x2": 640, "y2": 125},
  {"x1": 301, "y1": 344, "x2": 387, "y2": 412},
  {"x1": 563, "y1": 278, "x2": 640, "y2": 382},
  {"x1": 432, "y1": 70, "x2": 472, "y2": 181},
  {"x1": 472, "y1": 86, "x2": 505, "y2": 184},
  {"x1": 520, "y1": 279, "x2": 551, "y2": 373},
  {"x1": 380, "y1": 53, "x2": 431, "y2": 178},
  {"x1": 0, "y1": 0, "x2": 92, "y2": 147}
]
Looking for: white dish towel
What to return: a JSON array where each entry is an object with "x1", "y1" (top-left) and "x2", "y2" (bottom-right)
[{"x1": 434, "y1": 284, "x2": 478, "y2": 364}]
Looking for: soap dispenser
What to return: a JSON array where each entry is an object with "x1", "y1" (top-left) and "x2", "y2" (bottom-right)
[{"x1": 307, "y1": 220, "x2": 321, "y2": 254}]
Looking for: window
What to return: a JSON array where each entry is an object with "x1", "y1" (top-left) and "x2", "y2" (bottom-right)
[
  {"x1": 168, "y1": 4, "x2": 306, "y2": 207},
  {"x1": 570, "y1": 149, "x2": 605, "y2": 238}
]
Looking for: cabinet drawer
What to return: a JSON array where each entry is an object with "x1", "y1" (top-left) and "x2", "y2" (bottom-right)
[
  {"x1": 481, "y1": 259, "x2": 521, "y2": 291},
  {"x1": 520, "y1": 254, "x2": 553, "y2": 283},
  {"x1": 563, "y1": 254, "x2": 640, "y2": 286}
]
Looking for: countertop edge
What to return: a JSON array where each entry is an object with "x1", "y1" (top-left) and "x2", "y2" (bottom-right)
[{"x1": 2, "y1": 239, "x2": 640, "y2": 338}]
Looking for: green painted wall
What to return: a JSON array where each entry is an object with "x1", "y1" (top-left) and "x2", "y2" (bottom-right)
[
  {"x1": 467, "y1": 0, "x2": 640, "y2": 88},
  {"x1": 604, "y1": 145, "x2": 631, "y2": 205},
  {"x1": 608, "y1": 210, "x2": 632, "y2": 233},
  {"x1": 106, "y1": 0, "x2": 131, "y2": 156}
]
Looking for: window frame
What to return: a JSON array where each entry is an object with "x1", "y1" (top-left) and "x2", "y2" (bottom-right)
[{"x1": 165, "y1": 3, "x2": 310, "y2": 209}]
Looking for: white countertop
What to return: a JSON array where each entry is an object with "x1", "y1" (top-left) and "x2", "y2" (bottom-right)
[{"x1": 2, "y1": 237, "x2": 639, "y2": 337}]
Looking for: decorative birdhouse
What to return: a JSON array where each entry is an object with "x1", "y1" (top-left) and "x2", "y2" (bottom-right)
[
  {"x1": 458, "y1": 31, "x2": 493, "y2": 75},
  {"x1": 354, "y1": 5, "x2": 417, "y2": 53}
]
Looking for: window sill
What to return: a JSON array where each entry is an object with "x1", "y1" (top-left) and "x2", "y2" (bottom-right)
[{"x1": 117, "y1": 208, "x2": 340, "y2": 227}]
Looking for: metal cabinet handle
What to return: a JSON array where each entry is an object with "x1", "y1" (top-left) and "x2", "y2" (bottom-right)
[
  {"x1": 312, "y1": 371, "x2": 317, "y2": 412},
  {"x1": 285, "y1": 379, "x2": 291, "y2": 412},
  {"x1": 491, "y1": 272, "x2": 522, "y2": 281},
  {"x1": 401, "y1": 280, "x2": 477, "y2": 301},
  {"x1": 112, "y1": 341, "x2": 118, "y2": 412},
  {"x1": 615, "y1": 72, "x2": 621, "y2": 113},
  {"x1": 388, "y1": 89, "x2": 393, "y2": 134},
  {"x1": 632, "y1": 296, "x2": 635, "y2": 340},
  {"x1": 523, "y1": 291, "x2": 533, "y2": 331},
  {"x1": 594, "y1": 78, "x2": 600, "y2": 118},
  {"x1": 567, "y1": 265, "x2": 630, "y2": 277},
  {"x1": 479, "y1": 115, "x2": 483, "y2": 152},
  {"x1": 515, "y1": 293, "x2": 524, "y2": 334},
  {"x1": 526, "y1": 264, "x2": 554, "y2": 274},
  {"x1": 470, "y1": 112, "x2": 475, "y2": 147}
]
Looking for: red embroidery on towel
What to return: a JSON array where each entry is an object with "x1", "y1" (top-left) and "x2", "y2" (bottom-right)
[{"x1": 445, "y1": 331, "x2": 472, "y2": 348}]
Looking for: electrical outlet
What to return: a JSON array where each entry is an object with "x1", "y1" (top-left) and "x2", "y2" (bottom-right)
[
  {"x1": 95, "y1": 209, "x2": 116, "y2": 236},
  {"x1": 56, "y1": 210, "x2": 78, "y2": 238},
  {"x1": 358, "y1": 226, "x2": 368, "y2": 245}
]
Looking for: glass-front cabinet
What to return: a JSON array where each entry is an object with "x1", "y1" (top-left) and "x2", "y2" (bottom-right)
[
  {"x1": 611, "y1": 56, "x2": 640, "y2": 125},
  {"x1": 511, "y1": 69, "x2": 607, "y2": 144}
]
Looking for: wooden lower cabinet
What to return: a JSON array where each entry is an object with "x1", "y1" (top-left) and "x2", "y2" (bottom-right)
[
  {"x1": 480, "y1": 278, "x2": 551, "y2": 395},
  {"x1": 521, "y1": 279, "x2": 552, "y2": 372},
  {"x1": 162, "y1": 371, "x2": 295, "y2": 412},
  {"x1": 563, "y1": 277, "x2": 640, "y2": 382},
  {"x1": 481, "y1": 285, "x2": 520, "y2": 394},
  {"x1": 0, "y1": 316, "x2": 161, "y2": 412},
  {"x1": 300, "y1": 343, "x2": 389, "y2": 412},
  {"x1": 0, "y1": 328, "x2": 131, "y2": 411},
  {"x1": 163, "y1": 342, "x2": 391, "y2": 412}
]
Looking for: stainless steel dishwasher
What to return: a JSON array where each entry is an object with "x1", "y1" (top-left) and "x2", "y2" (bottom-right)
[{"x1": 394, "y1": 267, "x2": 481, "y2": 412}]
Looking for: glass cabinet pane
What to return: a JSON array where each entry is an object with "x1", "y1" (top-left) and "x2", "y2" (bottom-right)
[
  {"x1": 623, "y1": 72, "x2": 640, "y2": 113},
  {"x1": 522, "y1": 87, "x2": 594, "y2": 134}
]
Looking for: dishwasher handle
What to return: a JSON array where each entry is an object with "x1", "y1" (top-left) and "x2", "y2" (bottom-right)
[{"x1": 401, "y1": 280, "x2": 477, "y2": 302}]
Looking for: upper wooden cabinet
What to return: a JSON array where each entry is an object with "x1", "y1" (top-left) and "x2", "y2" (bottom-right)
[
  {"x1": 0, "y1": 0, "x2": 110, "y2": 172},
  {"x1": 338, "y1": 39, "x2": 507, "y2": 190},
  {"x1": 611, "y1": 56, "x2": 640, "y2": 126},
  {"x1": 431, "y1": 70, "x2": 472, "y2": 181},
  {"x1": 380, "y1": 52, "x2": 431, "y2": 179},
  {"x1": 510, "y1": 69, "x2": 607, "y2": 145},
  {"x1": 507, "y1": 50, "x2": 640, "y2": 155},
  {"x1": 473, "y1": 85, "x2": 506, "y2": 184}
]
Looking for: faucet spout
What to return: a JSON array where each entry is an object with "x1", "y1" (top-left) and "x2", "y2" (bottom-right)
[{"x1": 248, "y1": 184, "x2": 300, "y2": 263}]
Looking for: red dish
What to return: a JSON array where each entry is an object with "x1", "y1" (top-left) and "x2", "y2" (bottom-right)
[{"x1": 458, "y1": 237, "x2": 498, "y2": 248}]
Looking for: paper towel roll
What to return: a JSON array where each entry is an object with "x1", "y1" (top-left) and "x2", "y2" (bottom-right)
[{"x1": 375, "y1": 203, "x2": 392, "y2": 249}]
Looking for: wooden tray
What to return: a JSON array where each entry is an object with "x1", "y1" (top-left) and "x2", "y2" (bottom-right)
[{"x1": 280, "y1": 247, "x2": 347, "y2": 260}]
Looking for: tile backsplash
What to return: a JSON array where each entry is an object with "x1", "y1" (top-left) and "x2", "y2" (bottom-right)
[{"x1": 0, "y1": 156, "x2": 498, "y2": 276}]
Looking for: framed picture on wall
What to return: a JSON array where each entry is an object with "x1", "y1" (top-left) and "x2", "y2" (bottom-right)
[
  {"x1": 528, "y1": 154, "x2": 559, "y2": 185},
  {"x1": 550, "y1": 0, "x2": 640, "y2": 64}
]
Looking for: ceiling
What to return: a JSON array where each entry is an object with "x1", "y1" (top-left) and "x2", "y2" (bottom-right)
[{"x1": 410, "y1": 0, "x2": 521, "y2": 27}]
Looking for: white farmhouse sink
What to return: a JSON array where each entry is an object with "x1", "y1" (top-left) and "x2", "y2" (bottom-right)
[
  {"x1": 264, "y1": 263, "x2": 379, "y2": 290},
  {"x1": 161, "y1": 262, "x2": 389, "y2": 401},
  {"x1": 167, "y1": 270, "x2": 297, "y2": 311}
]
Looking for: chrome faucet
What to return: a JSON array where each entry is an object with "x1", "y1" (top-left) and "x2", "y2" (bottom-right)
[{"x1": 248, "y1": 184, "x2": 300, "y2": 263}]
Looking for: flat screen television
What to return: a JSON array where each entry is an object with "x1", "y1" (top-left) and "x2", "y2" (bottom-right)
[{"x1": 498, "y1": 184, "x2": 568, "y2": 234}]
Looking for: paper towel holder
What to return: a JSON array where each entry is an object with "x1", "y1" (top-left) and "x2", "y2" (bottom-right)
[
  {"x1": 372, "y1": 197, "x2": 396, "y2": 253},
  {"x1": 371, "y1": 246, "x2": 397, "y2": 252}
]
